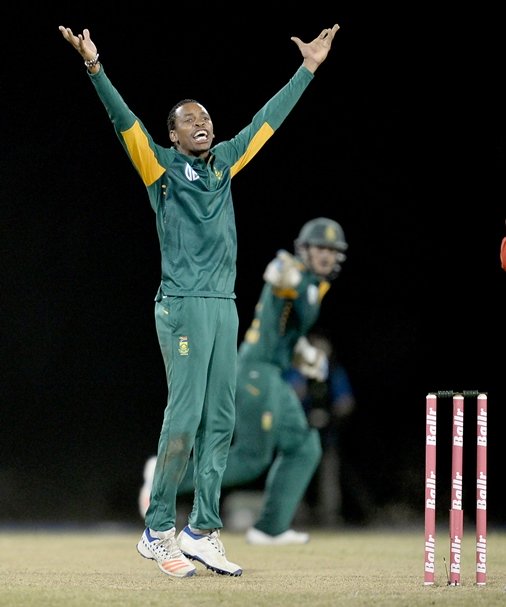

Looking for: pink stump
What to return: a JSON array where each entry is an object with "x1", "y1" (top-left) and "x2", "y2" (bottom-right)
[
  {"x1": 424, "y1": 393, "x2": 437, "y2": 585},
  {"x1": 449, "y1": 394, "x2": 464, "y2": 585},
  {"x1": 476, "y1": 393, "x2": 487, "y2": 585}
]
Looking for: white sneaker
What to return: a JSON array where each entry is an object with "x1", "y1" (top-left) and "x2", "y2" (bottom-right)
[
  {"x1": 137, "y1": 527, "x2": 196, "y2": 578},
  {"x1": 177, "y1": 526, "x2": 242, "y2": 576},
  {"x1": 246, "y1": 527, "x2": 310, "y2": 545}
]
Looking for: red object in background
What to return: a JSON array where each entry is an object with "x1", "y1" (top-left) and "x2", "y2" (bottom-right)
[{"x1": 501, "y1": 237, "x2": 506, "y2": 270}]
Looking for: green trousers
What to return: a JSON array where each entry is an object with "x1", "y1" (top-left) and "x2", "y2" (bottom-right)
[
  {"x1": 146, "y1": 296, "x2": 238, "y2": 531},
  {"x1": 179, "y1": 360, "x2": 322, "y2": 536}
]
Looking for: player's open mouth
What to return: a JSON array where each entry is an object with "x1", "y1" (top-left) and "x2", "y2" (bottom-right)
[{"x1": 193, "y1": 130, "x2": 208, "y2": 142}]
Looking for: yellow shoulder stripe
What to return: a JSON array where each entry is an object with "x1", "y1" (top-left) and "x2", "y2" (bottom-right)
[
  {"x1": 319, "y1": 281, "x2": 331, "y2": 301},
  {"x1": 122, "y1": 121, "x2": 165, "y2": 186},
  {"x1": 230, "y1": 123, "x2": 275, "y2": 177}
]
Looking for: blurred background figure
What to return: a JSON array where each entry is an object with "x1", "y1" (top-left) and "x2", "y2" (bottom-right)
[
  {"x1": 138, "y1": 455, "x2": 157, "y2": 522},
  {"x1": 285, "y1": 332, "x2": 371, "y2": 526}
]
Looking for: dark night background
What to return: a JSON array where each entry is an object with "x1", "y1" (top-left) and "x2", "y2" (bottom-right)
[{"x1": 1, "y1": 5, "x2": 504, "y2": 528}]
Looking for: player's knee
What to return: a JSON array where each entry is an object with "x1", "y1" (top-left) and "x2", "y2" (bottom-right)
[
  {"x1": 241, "y1": 457, "x2": 271, "y2": 480},
  {"x1": 300, "y1": 428, "x2": 322, "y2": 465}
]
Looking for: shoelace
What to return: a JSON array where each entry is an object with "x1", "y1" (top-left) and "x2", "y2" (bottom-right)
[
  {"x1": 207, "y1": 530, "x2": 226, "y2": 555},
  {"x1": 156, "y1": 536, "x2": 183, "y2": 559}
]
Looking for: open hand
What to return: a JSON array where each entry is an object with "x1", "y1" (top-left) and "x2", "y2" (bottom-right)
[
  {"x1": 58, "y1": 26, "x2": 97, "y2": 62},
  {"x1": 291, "y1": 24, "x2": 340, "y2": 73}
]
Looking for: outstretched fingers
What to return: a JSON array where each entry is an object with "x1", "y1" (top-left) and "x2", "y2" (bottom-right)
[
  {"x1": 59, "y1": 26, "x2": 79, "y2": 48},
  {"x1": 320, "y1": 24, "x2": 340, "y2": 41}
]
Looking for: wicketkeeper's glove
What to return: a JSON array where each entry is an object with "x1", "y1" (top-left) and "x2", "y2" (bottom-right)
[
  {"x1": 263, "y1": 250, "x2": 303, "y2": 289},
  {"x1": 293, "y1": 336, "x2": 329, "y2": 382}
]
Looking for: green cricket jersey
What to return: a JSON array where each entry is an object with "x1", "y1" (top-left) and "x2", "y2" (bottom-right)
[
  {"x1": 239, "y1": 269, "x2": 331, "y2": 371},
  {"x1": 88, "y1": 66, "x2": 314, "y2": 298}
]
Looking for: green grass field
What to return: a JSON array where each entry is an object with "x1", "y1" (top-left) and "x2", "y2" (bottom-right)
[{"x1": 1, "y1": 526, "x2": 505, "y2": 606}]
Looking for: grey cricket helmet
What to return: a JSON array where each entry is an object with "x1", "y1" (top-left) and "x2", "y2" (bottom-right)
[
  {"x1": 295, "y1": 217, "x2": 348, "y2": 252},
  {"x1": 294, "y1": 217, "x2": 348, "y2": 279}
]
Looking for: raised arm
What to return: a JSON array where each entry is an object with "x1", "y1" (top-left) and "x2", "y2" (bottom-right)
[
  {"x1": 291, "y1": 24, "x2": 340, "y2": 74},
  {"x1": 58, "y1": 26, "x2": 101, "y2": 74}
]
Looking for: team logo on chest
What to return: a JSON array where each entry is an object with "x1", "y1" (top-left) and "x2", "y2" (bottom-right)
[
  {"x1": 185, "y1": 163, "x2": 200, "y2": 182},
  {"x1": 307, "y1": 284, "x2": 319, "y2": 305}
]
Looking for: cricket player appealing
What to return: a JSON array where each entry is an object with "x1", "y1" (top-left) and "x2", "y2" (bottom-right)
[{"x1": 59, "y1": 23, "x2": 341, "y2": 576}]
